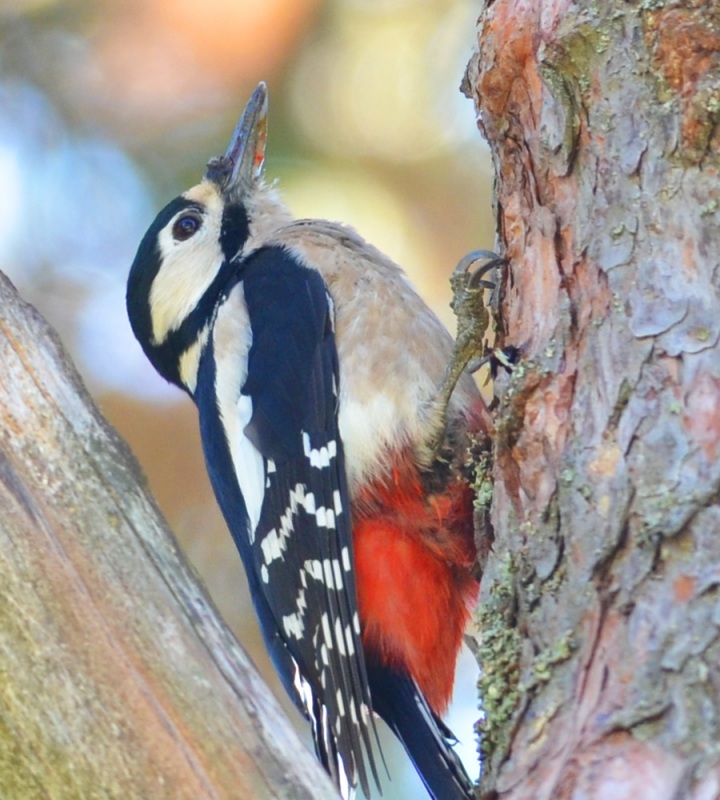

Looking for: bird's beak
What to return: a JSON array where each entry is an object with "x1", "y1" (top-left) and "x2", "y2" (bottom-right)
[{"x1": 205, "y1": 81, "x2": 268, "y2": 197}]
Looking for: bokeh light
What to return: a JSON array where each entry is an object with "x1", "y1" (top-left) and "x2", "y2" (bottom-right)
[{"x1": 289, "y1": 1, "x2": 480, "y2": 161}]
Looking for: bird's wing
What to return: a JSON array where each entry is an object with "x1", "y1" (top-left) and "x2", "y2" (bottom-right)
[{"x1": 195, "y1": 244, "x2": 381, "y2": 796}]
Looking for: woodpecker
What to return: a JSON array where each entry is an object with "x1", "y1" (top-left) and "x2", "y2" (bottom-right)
[{"x1": 126, "y1": 82, "x2": 491, "y2": 800}]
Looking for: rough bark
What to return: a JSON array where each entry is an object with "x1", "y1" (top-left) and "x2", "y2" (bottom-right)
[
  {"x1": 0, "y1": 269, "x2": 336, "y2": 799},
  {"x1": 465, "y1": 1, "x2": 720, "y2": 798}
]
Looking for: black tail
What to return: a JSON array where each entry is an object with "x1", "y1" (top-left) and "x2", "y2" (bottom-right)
[{"x1": 367, "y1": 662, "x2": 475, "y2": 800}]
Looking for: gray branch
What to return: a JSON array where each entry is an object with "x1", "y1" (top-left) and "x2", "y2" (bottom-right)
[{"x1": 0, "y1": 270, "x2": 337, "y2": 799}]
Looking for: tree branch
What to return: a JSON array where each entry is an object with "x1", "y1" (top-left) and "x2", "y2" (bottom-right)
[{"x1": 0, "y1": 269, "x2": 337, "y2": 799}]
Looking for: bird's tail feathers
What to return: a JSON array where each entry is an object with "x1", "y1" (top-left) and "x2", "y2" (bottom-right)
[{"x1": 368, "y1": 662, "x2": 475, "y2": 800}]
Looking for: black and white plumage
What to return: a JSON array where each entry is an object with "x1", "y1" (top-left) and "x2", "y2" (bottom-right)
[
  {"x1": 127, "y1": 83, "x2": 479, "y2": 800},
  {"x1": 196, "y1": 250, "x2": 379, "y2": 793}
]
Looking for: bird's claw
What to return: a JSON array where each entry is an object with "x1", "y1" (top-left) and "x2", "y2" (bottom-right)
[
  {"x1": 453, "y1": 249, "x2": 503, "y2": 282},
  {"x1": 449, "y1": 250, "x2": 506, "y2": 373},
  {"x1": 452, "y1": 249, "x2": 506, "y2": 310},
  {"x1": 422, "y1": 250, "x2": 506, "y2": 466}
]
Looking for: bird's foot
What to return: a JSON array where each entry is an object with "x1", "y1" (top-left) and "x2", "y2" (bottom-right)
[
  {"x1": 449, "y1": 250, "x2": 505, "y2": 376},
  {"x1": 421, "y1": 251, "x2": 506, "y2": 466}
]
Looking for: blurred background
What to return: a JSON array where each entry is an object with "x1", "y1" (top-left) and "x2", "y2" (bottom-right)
[{"x1": 0, "y1": 0, "x2": 493, "y2": 795}]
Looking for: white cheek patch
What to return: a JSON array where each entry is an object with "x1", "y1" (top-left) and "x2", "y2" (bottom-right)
[{"x1": 150, "y1": 184, "x2": 225, "y2": 345}]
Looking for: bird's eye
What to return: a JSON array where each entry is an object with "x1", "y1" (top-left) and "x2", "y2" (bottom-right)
[{"x1": 172, "y1": 213, "x2": 202, "y2": 241}]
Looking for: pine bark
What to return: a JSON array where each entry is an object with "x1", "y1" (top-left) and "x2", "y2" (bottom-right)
[
  {"x1": 0, "y1": 271, "x2": 335, "y2": 799},
  {"x1": 466, "y1": 1, "x2": 720, "y2": 798}
]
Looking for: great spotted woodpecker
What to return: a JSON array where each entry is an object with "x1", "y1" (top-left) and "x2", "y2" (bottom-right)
[{"x1": 126, "y1": 83, "x2": 491, "y2": 800}]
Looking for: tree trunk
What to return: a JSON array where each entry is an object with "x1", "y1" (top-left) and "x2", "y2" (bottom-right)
[
  {"x1": 465, "y1": 1, "x2": 720, "y2": 798},
  {"x1": 0, "y1": 270, "x2": 336, "y2": 799}
]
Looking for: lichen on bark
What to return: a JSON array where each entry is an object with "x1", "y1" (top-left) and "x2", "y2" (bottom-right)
[{"x1": 466, "y1": 1, "x2": 720, "y2": 797}]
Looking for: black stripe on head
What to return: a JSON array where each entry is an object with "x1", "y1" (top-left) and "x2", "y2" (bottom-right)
[
  {"x1": 126, "y1": 196, "x2": 198, "y2": 358},
  {"x1": 220, "y1": 203, "x2": 250, "y2": 262},
  {"x1": 127, "y1": 194, "x2": 246, "y2": 391},
  {"x1": 127, "y1": 194, "x2": 250, "y2": 391},
  {"x1": 158, "y1": 256, "x2": 238, "y2": 388}
]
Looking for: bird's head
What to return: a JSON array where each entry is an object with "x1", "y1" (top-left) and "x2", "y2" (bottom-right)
[{"x1": 126, "y1": 82, "x2": 285, "y2": 389}]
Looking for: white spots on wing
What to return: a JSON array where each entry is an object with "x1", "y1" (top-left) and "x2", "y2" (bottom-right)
[
  {"x1": 341, "y1": 546, "x2": 351, "y2": 572},
  {"x1": 259, "y1": 477, "x2": 344, "y2": 586},
  {"x1": 315, "y1": 506, "x2": 327, "y2": 527},
  {"x1": 333, "y1": 490, "x2": 343, "y2": 516},
  {"x1": 292, "y1": 658, "x2": 316, "y2": 720},
  {"x1": 304, "y1": 557, "x2": 343, "y2": 590},
  {"x1": 282, "y1": 550, "x2": 355, "y2": 661},
  {"x1": 321, "y1": 613, "x2": 333, "y2": 651},
  {"x1": 334, "y1": 619, "x2": 348, "y2": 656},
  {"x1": 305, "y1": 558, "x2": 323, "y2": 583},
  {"x1": 260, "y1": 526, "x2": 284, "y2": 565},
  {"x1": 283, "y1": 611, "x2": 304, "y2": 640},
  {"x1": 265, "y1": 458, "x2": 276, "y2": 488},
  {"x1": 353, "y1": 612, "x2": 360, "y2": 635},
  {"x1": 259, "y1": 483, "x2": 306, "y2": 567},
  {"x1": 278, "y1": 486, "x2": 303, "y2": 535},
  {"x1": 283, "y1": 588, "x2": 308, "y2": 640},
  {"x1": 323, "y1": 558, "x2": 342, "y2": 589},
  {"x1": 304, "y1": 491, "x2": 316, "y2": 515},
  {"x1": 334, "y1": 619, "x2": 355, "y2": 657},
  {"x1": 291, "y1": 646, "x2": 362, "y2": 800},
  {"x1": 315, "y1": 505, "x2": 336, "y2": 530},
  {"x1": 344, "y1": 625, "x2": 354, "y2": 656},
  {"x1": 332, "y1": 559, "x2": 344, "y2": 590},
  {"x1": 303, "y1": 432, "x2": 338, "y2": 468}
]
